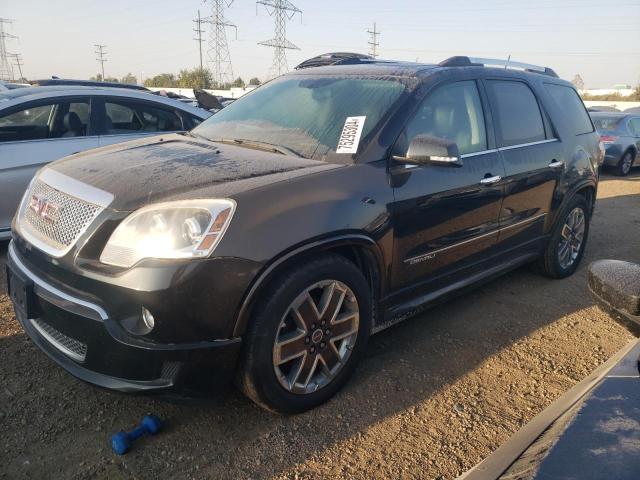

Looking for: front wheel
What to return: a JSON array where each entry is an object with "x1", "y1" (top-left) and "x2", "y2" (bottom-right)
[
  {"x1": 237, "y1": 254, "x2": 372, "y2": 414},
  {"x1": 536, "y1": 195, "x2": 590, "y2": 279}
]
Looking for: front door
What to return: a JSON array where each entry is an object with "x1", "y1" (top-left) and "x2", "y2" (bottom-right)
[{"x1": 390, "y1": 80, "x2": 505, "y2": 299}]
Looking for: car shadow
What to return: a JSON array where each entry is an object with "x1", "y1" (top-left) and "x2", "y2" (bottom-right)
[{"x1": 0, "y1": 183, "x2": 639, "y2": 479}]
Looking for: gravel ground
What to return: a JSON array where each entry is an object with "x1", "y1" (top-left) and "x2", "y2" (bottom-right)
[{"x1": 0, "y1": 171, "x2": 639, "y2": 480}]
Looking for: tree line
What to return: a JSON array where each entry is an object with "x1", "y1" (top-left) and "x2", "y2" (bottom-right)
[{"x1": 89, "y1": 68, "x2": 261, "y2": 90}]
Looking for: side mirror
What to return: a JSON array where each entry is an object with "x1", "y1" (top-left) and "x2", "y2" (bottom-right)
[
  {"x1": 588, "y1": 260, "x2": 640, "y2": 336},
  {"x1": 393, "y1": 134, "x2": 463, "y2": 167}
]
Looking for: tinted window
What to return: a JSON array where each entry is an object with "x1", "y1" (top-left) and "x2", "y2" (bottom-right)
[
  {"x1": 0, "y1": 99, "x2": 89, "y2": 142},
  {"x1": 104, "y1": 100, "x2": 183, "y2": 134},
  {"x1": 488, "y1": 80, "x2": 545, "y2": 147},
  {"x1": 544, "y1": 84, "x2": 593, "y2": 135},
  {"x1": 404, "y1": 80, "x2": 487, "y2": 155}
]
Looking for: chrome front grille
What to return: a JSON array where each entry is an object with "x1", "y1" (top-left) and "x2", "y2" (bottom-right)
[
  {"x1": 17, "y1": 169, "x2": 113, "y2": 257},
  {"x1": 22, "y1": 180, "x2": 102, "y2": 249},
  {"x1": 30, "y1": 318, "x2": 88, "y2": 362}
]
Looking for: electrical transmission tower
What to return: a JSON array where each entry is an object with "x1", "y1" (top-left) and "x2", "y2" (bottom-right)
[
  {"x1": 94, "y1": 44, "x2": 107, "y2": 79},
  {"x1": 257, "y1": 0, "x2": 302, "y2": 78},
  {"x1": 193, "y1": 10, "x2": 206, "y2": 72},
  {"x1": 11, "y1": 53, "x2": 24, "y2": 80},
  {"x1": 0, "y1": 18, "x2": 17, "y2": 81},
  {"x1": 367, "y1": 23, "x2": 380, "y2": 58},
  {"x1": 205, "y1": 0, "x2": 237, "y2": 88}
]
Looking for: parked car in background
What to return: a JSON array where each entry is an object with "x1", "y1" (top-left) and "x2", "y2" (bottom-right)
[
  {"x1": 30, "y1": 78, "x2": 149, "y2": 91},
  {"x1": 7, "y1": 55, "x2": 601, "y2": 413},
  {"x1": 590, "y1": 112, "x2": 640, "y2": 176},
  {"x1": 587, "y1": 105, "x2": 620, "y2": 113},
  {"x1": 0, "y1": 86, "x2": 212, "y2": 240},
  {"x1": 624, "y1": 106, "x2": 640, "y2": 114}
]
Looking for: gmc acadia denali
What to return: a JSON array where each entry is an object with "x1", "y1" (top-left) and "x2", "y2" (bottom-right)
[{"x1": 7, "y1": 55, "x2": 602, "y2": 413}]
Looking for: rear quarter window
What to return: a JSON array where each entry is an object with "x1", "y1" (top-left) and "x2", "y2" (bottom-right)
[{"x1": 544, "y1": 84, "x2": 594, "y2": 135}]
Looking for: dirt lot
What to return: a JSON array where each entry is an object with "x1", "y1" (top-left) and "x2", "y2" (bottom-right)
[{"x1": 0, "y1": 172, "x2": 639, "y2": 480}]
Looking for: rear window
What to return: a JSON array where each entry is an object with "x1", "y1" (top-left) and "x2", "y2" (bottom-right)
[
  {"x1": 487, "y1": 80, "x2": 546, "y2": 147},
  {"x1": 544, "y1": 84, "x2": 593, "y2": 135},
  {"x1": 591, "y1": 115, "x2": 624, "y2": 133}
]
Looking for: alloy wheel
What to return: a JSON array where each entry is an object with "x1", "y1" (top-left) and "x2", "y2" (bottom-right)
[
  {"x1": 557, "y1": 207, "x2": 586, "y2": 270},
  {"x1": 272, "y1": 280, "x2": 360, "y2": 394}
]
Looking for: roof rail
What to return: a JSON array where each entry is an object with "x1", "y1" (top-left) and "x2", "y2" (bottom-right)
[
  {"x1": 295, "y1": 52, "x2": 374, "y2": 70},
  {"x1": 438, "y1": 56, "x2": 558, "y2": 78}
]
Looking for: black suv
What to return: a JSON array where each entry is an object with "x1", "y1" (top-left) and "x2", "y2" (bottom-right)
[{"x1": 7, "y1": 55, "x2": 601, "y2": 413}]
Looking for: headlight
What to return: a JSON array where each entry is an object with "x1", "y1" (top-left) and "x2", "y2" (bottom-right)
[{"x1": 100, "y1": 199, "x2": 235, "y2": 268}]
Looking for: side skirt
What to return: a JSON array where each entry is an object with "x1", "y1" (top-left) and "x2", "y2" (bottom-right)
[{"x1": 373, "y1": 253, "x2": 538, "y2": 334}]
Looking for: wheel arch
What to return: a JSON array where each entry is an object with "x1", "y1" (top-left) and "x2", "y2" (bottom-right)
[{"x1": 232, "y1": 234, "x2": 386, "y2": 336}]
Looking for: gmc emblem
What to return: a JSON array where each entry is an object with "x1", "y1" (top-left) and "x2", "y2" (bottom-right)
[{"x1": 29, "y1": 195, "x2": 60, "y2": 223}]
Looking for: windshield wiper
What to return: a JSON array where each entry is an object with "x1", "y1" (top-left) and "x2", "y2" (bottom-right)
[{"x1": 209, "y1": 138, "x2": 302, "y2": 157}]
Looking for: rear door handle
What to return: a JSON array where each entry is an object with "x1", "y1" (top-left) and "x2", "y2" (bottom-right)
[
  {"x1": 548, "y1": 160, "x2": 565, "y2": 169},
  {"x1": 480, "y1": 175, "x2": 502, "y2": 185}
]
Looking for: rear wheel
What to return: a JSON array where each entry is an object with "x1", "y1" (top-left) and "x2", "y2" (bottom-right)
[
  {"x1": 237, "y1": 253, "x2": 372, "y2": 414},
  {"x1": 536, "y1": 194, "x2": 590, "y2": 279},
  {"x1": 615, "y1": 150, "x2": 635, "y2": 176}
]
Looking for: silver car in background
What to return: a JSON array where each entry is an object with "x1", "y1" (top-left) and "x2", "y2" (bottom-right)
[
  {"x1": 0, "y1": 86, "x2": 212, "y2": 239},
  {"x1": 590, "y1": 112, "x2": 640, "y2": 176}
]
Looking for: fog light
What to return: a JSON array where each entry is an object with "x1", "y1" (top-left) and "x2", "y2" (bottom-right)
[
  {"x1": 121, "y1": 307, "x2": 155, "y2": 336},
  {"x1": 141, "y1": 307, "x2": 155, "y2": 331}
]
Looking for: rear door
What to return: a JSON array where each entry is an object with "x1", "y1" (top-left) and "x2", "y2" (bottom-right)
[
  {"x1": 0, "y1": 96, "x2": 97, "y2": 235},
  {"x1": 390, "y1": 79, "x2": 505, "y2": 297},
  {"x1": 94, "y1": 97, "x2": 189, "y2": 147},
  {"x1": 485, "y1": 79, "x2": 563, "y2": 256}
]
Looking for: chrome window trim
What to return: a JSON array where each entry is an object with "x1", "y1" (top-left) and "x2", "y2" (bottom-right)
[
  {"x1": 404, "y1": 213, "x2": 547, "y2": 264},
  {"x1": 460, "y1": 148, "x2": 499, "y2": 158},
  {"x1": 8, "y1": 241, "x2": 108, "y2": 321},
  {"x1": 498, "y1": 138, "x2": 558, "y2": 151}
]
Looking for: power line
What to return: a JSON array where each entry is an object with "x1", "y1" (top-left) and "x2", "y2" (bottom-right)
[
  {"x1": 257, "y1": 0, "x2": 302, "y2": 78},
  {"x1": 205, "y1": 0, "x2": 237, "y2": 87},
  {"x1": 193, "y1": 9, "x2": 206, "y2": 73},
  {"x1": 367, "y1": 22, "x2": 380, "y2": 58},
  {"x1": 94, "y1": 44, "x2": 107, "y2": 79},
  {"x1": 0, "y1": 18, "x2": 17, "y2": 81}
]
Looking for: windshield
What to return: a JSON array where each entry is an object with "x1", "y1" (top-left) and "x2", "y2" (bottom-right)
[
  {"x1": 592, "y1": 115, "x2": 624, "y2": 132},
  {"x1": 192, "y1": 76, "x2": 407, "y2": 160}
]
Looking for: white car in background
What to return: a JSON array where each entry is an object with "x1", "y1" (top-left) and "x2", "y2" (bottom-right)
[{"x1": 0, "y1": 86, "x2": 212, "y2": 240}]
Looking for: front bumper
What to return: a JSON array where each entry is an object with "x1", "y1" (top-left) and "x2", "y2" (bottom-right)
[{"x1": 6, "y1": 242, "x2": 242, "y2": 394}]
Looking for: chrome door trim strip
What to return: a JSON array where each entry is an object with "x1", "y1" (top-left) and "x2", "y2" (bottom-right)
[
  {"x1": 460, "y1": 149, "x2": 499, "y2": 158},
  {"x1": 499, "y1": 139, "x2": 559, "y2": 152},
  {"x1": 404, "y1": 213, "x2": 547, "y2": 264},
  {"x1": 8, "y1": 242, "x2": 108, "y2": 321}
]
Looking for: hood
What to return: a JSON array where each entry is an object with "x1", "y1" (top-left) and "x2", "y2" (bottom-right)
[{"x1": 48, "y1": 133, "x2": 341, "y2": 211}]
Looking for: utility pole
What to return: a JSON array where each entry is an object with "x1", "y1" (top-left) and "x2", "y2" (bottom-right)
[
  {"x1": 0, "y1": 18, "x2": 17, "y2": 81},
  {"x1": 11, "y1": 53, "x2": 24, "y2": 80},
  {"x1": 367, "y1": 22, "x2": 380, "y2": 58},
  {"x1": 257, "y1": 0, "x2": 302, "y2": 78},
  {"x1": 193, "y1": 9, "x2": 206, "y2": 73},
  {"x1": 205, "y1": 0, "x2": 237, "y2": 88},
  {"x1": 94, "y1": 44, "x2": 107, "y2": 80}
]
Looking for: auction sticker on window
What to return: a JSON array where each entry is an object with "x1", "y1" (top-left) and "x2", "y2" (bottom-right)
[{"x1": 336, "y1": 116, "x2": 366, "y2": 154}]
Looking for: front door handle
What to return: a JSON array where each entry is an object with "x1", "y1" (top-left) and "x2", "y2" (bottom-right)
[
  {"x1": 548, "y1": 160, "x2": 565, "y2": 169},
  {"x1": 480, "y1": 175, "x2": 502, "y2": 185}
]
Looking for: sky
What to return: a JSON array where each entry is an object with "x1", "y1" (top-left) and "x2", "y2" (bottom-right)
[{"x1": 2, "y1": 0, "x2": 639, "y2": 88}]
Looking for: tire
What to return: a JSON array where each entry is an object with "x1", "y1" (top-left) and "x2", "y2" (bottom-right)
[
  {"x1": 615, "y1": 150, "x2": 635, "y2": 176},
  {"x1": 237, "y1": 253, "x2": 372, "y2": 414},
  {"x1": 536, "y1": 194, "x2": 590, "y2": 279}
]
